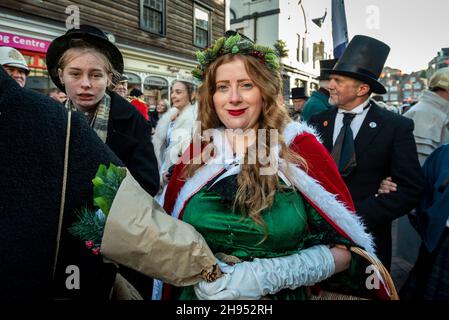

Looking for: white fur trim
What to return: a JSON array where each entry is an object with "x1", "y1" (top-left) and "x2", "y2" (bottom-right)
[
  {"x1": 171, "y1": 128, "x2": 240, "y2": 218},
  {"x1": 152, "y1": 107, "x2": 179, "y2": 167},
  {"x1": 279, "y1": 160, "x2": 376, "y2": 255},
  {"x1": 171, "y1": 164, "x2": 225, "y2": 219},
  {"x1": 153, "y1": 103, "x2": 198, "y2": 175},
  {"x1": 283, "y1": 121, "x2": 322, "y2": 145}
]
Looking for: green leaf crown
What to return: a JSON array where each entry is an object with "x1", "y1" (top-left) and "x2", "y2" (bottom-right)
[{"x1": 192, "y1": 33, "x2": 281, "y2": 81}]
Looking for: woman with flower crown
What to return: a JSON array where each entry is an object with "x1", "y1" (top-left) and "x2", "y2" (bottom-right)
[{"x1": 158, "y1": 32, "x2": 396, "y2": 300}]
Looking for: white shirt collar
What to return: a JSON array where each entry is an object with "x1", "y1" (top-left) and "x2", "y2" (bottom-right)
[{"x1": 337, "y1": 98, "x2": 371, "y2": 115}]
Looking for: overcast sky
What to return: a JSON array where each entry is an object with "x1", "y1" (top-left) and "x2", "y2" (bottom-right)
[{"x1": 343, "y1": 0, "x2": 449, "y2": 73}]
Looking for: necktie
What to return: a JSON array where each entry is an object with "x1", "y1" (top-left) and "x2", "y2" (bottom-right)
[{"x1": 331, "y1": 113, "x2": 357, "y2": 177}]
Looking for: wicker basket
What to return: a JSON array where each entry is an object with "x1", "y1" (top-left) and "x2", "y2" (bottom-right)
[{"x1": 308, "y1": 245, "x2": 399, "y2": 300}]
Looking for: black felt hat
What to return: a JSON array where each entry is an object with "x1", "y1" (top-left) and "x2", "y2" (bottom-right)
[
  {"x1": 325, "y1": 35, "x2": 390, "y2": 94},
  {"x1": 318, "y1": 58, "x2": 338, "y2": 80},
  {"x1": 46, "y1": 25, "x2": 124, "y2": 92},
  {"x1": 291, "y1": 87, "x2": 308, "y2": 99}
]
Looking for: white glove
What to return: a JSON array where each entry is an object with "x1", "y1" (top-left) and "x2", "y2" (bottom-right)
[
  {"x1": 194, "y1": 260, "x2": 241, "y2": 300},
  {"x1": 194, "y1": 245, "x2": 335, "y2": 300}
]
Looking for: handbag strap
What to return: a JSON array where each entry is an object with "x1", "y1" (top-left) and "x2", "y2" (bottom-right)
[
  {"x1": 52, "y1": 111, "x2": 71, "y2": 280},
  {"x1": 335, "y1": 244, "x2": 399, "y2": 300}
]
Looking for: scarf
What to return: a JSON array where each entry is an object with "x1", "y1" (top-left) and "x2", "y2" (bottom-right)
[{"x1": 65, "y1": 93, "x2": 111, "y2": 143}]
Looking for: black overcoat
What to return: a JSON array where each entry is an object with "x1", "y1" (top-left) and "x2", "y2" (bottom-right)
[
  {"x1": 310, "y1": 102, "x2": 424, "y2": 268},
  {"x1": 0, "y1": 68, "x2": 122, "y2": 300},
  {"x1": 106, "y1": 91, "x2": 159, "y2": 196}
]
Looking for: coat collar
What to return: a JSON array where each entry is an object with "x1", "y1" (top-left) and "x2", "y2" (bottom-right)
[
  {"x1": 317, "y1": 107, "x2": 338, "y2": 151},
  {"x1": 109, "y1": 91, "x2": 138, "y2": 120}
]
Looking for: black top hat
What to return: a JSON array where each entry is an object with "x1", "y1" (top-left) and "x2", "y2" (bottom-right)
[
  {"x1": 46, "y1": 25, "x2": 124, "y2": 92},
  {"x1": 326, "y1": 35, "x2": 390, "y2": 94},
  {"x1": 318, "y1": 58, "x2": 338, "y2": 80},
  {"x1": 291, "y1": 87, "x2": 308, "y2": 99}
]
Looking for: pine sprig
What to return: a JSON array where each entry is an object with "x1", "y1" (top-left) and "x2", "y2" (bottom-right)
[
  {"x1": 68, "y1": 208, "x2": 106, "y2": 246},
  {"x1": 69, "y1": 163, "x2": 127, "y2": 255}
]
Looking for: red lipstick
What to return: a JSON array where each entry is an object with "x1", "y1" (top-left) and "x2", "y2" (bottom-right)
[{"x1": 228, "y1": 108, "x2": 246, "y2": 116}]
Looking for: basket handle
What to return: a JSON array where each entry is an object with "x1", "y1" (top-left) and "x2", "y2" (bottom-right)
[{"x1": 335, "y1": 244, "x2": 399, "y2": 300}]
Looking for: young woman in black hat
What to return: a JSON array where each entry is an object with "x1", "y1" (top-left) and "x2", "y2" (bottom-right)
[
  {"x1": 46, "y1": 26, "x2": 160, "y2": 300},
  {"x1": 46, "y1": 25, "x2": 159, "y2": 197}
]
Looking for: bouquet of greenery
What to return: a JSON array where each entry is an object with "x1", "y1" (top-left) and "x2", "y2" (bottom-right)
[
  {"x1": 69, "y1": 163, "x2": 126, "y2": 255},
  {"x1": 68, "y1": 163, "x2": 219, "y2": 286}
]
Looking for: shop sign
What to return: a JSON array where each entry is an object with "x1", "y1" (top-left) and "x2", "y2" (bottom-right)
[
  {"x1": 0, "y1": 32, "x2": 51, "y2": 53},
  {"x1": 144, "y1": 76, "x2": 168, "y2": 87}
]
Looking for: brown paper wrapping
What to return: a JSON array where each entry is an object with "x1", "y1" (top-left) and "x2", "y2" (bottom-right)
[{"x1": 101, "y1": 171, "x2": 217, "y2": 286}]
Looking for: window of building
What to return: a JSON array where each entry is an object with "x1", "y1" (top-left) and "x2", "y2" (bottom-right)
[
  {"x1": 310, "y1": 82, "x2": 318, "y2": 91},
  {"x1": 194, "y1": 5, "x2": 211, "y2": 48},
  {"x1": 283, "y1": 74, "x2": 290, "y2": 103},
  {"x1": 294, "y1": 78, "x2": 307, "y2": 88},
  {"x1": 125, "y1": 72, "x2": 142, "y2": 92},
  {"x1": 140, "y1": 0, "x2": 165, "y2": 36},
  {"x1": 18, "y1": 50, "x2": 55, "y2": 94},
  {"x1": 302, "y1": 37, "x2": 309, "y2": 64},
  {"x1": 313, "y1": 41, "x2": 324, "y2": 68},
  {"x1": 144, "y1": 76, "x2": 169, "y2": 108},
  {"x1": 296, "y1": 34, "x2": 301, "y2": 62}
]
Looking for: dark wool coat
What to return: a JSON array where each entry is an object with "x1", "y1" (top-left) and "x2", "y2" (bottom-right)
[
  {"x1": 302, "y1": 88, "x2": 332, "y2": 123},
  {"x1": 416, "y1": 143, "x2": 449, "y2": 252},
  {"x1": 105, "y1": 91, "x2": 159, "y2": 196},
  {"x1": 0, "y1": 68, "x2": 122, "y2": 300},
  {"x1": 310, "y1": 102, "x2": 424, "y2": 268}
]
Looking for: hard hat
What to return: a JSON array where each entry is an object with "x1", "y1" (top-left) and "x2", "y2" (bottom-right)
[
  {"x1": 0, "y1": 46, "x2": 30, "y2": 74},
  {"x1": 429, "y1": 67, "x2": 449, "y2": 91}
]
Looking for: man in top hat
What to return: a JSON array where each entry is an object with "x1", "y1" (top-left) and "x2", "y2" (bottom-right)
[
  {"x1": 302, "y1": 58, "x2": 338, "y2": 122},
  {"x1": 0, "y1": 46, "x2": 30, "y2": 87},
  {"x1": 309, "y1": 35, "x2": 424, "y2": 269},
  {"x1": 290, "y1": 87, "x2": 308, "y2": 121}
]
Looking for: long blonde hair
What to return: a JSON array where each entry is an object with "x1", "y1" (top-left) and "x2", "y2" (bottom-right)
[{"x1": 183, "y1": 54, "x2": 307, "y2": 239}]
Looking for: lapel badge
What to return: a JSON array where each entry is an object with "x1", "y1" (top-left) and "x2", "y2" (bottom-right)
[
  {"x1": 323, "y1": 120, "x2": 329, "y2": 127},
  {"x1": 369, "y1": 122, "x2": 377, "y2": 128}
]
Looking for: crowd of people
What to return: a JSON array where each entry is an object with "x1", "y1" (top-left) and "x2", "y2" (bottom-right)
[{"x1": 1, "y1": 24, "x2": 449, "y2": 301}]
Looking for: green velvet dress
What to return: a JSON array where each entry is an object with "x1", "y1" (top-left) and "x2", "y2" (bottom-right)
[{"x1": 176, "y1": 176, "x2": 370, "y2": 300}]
